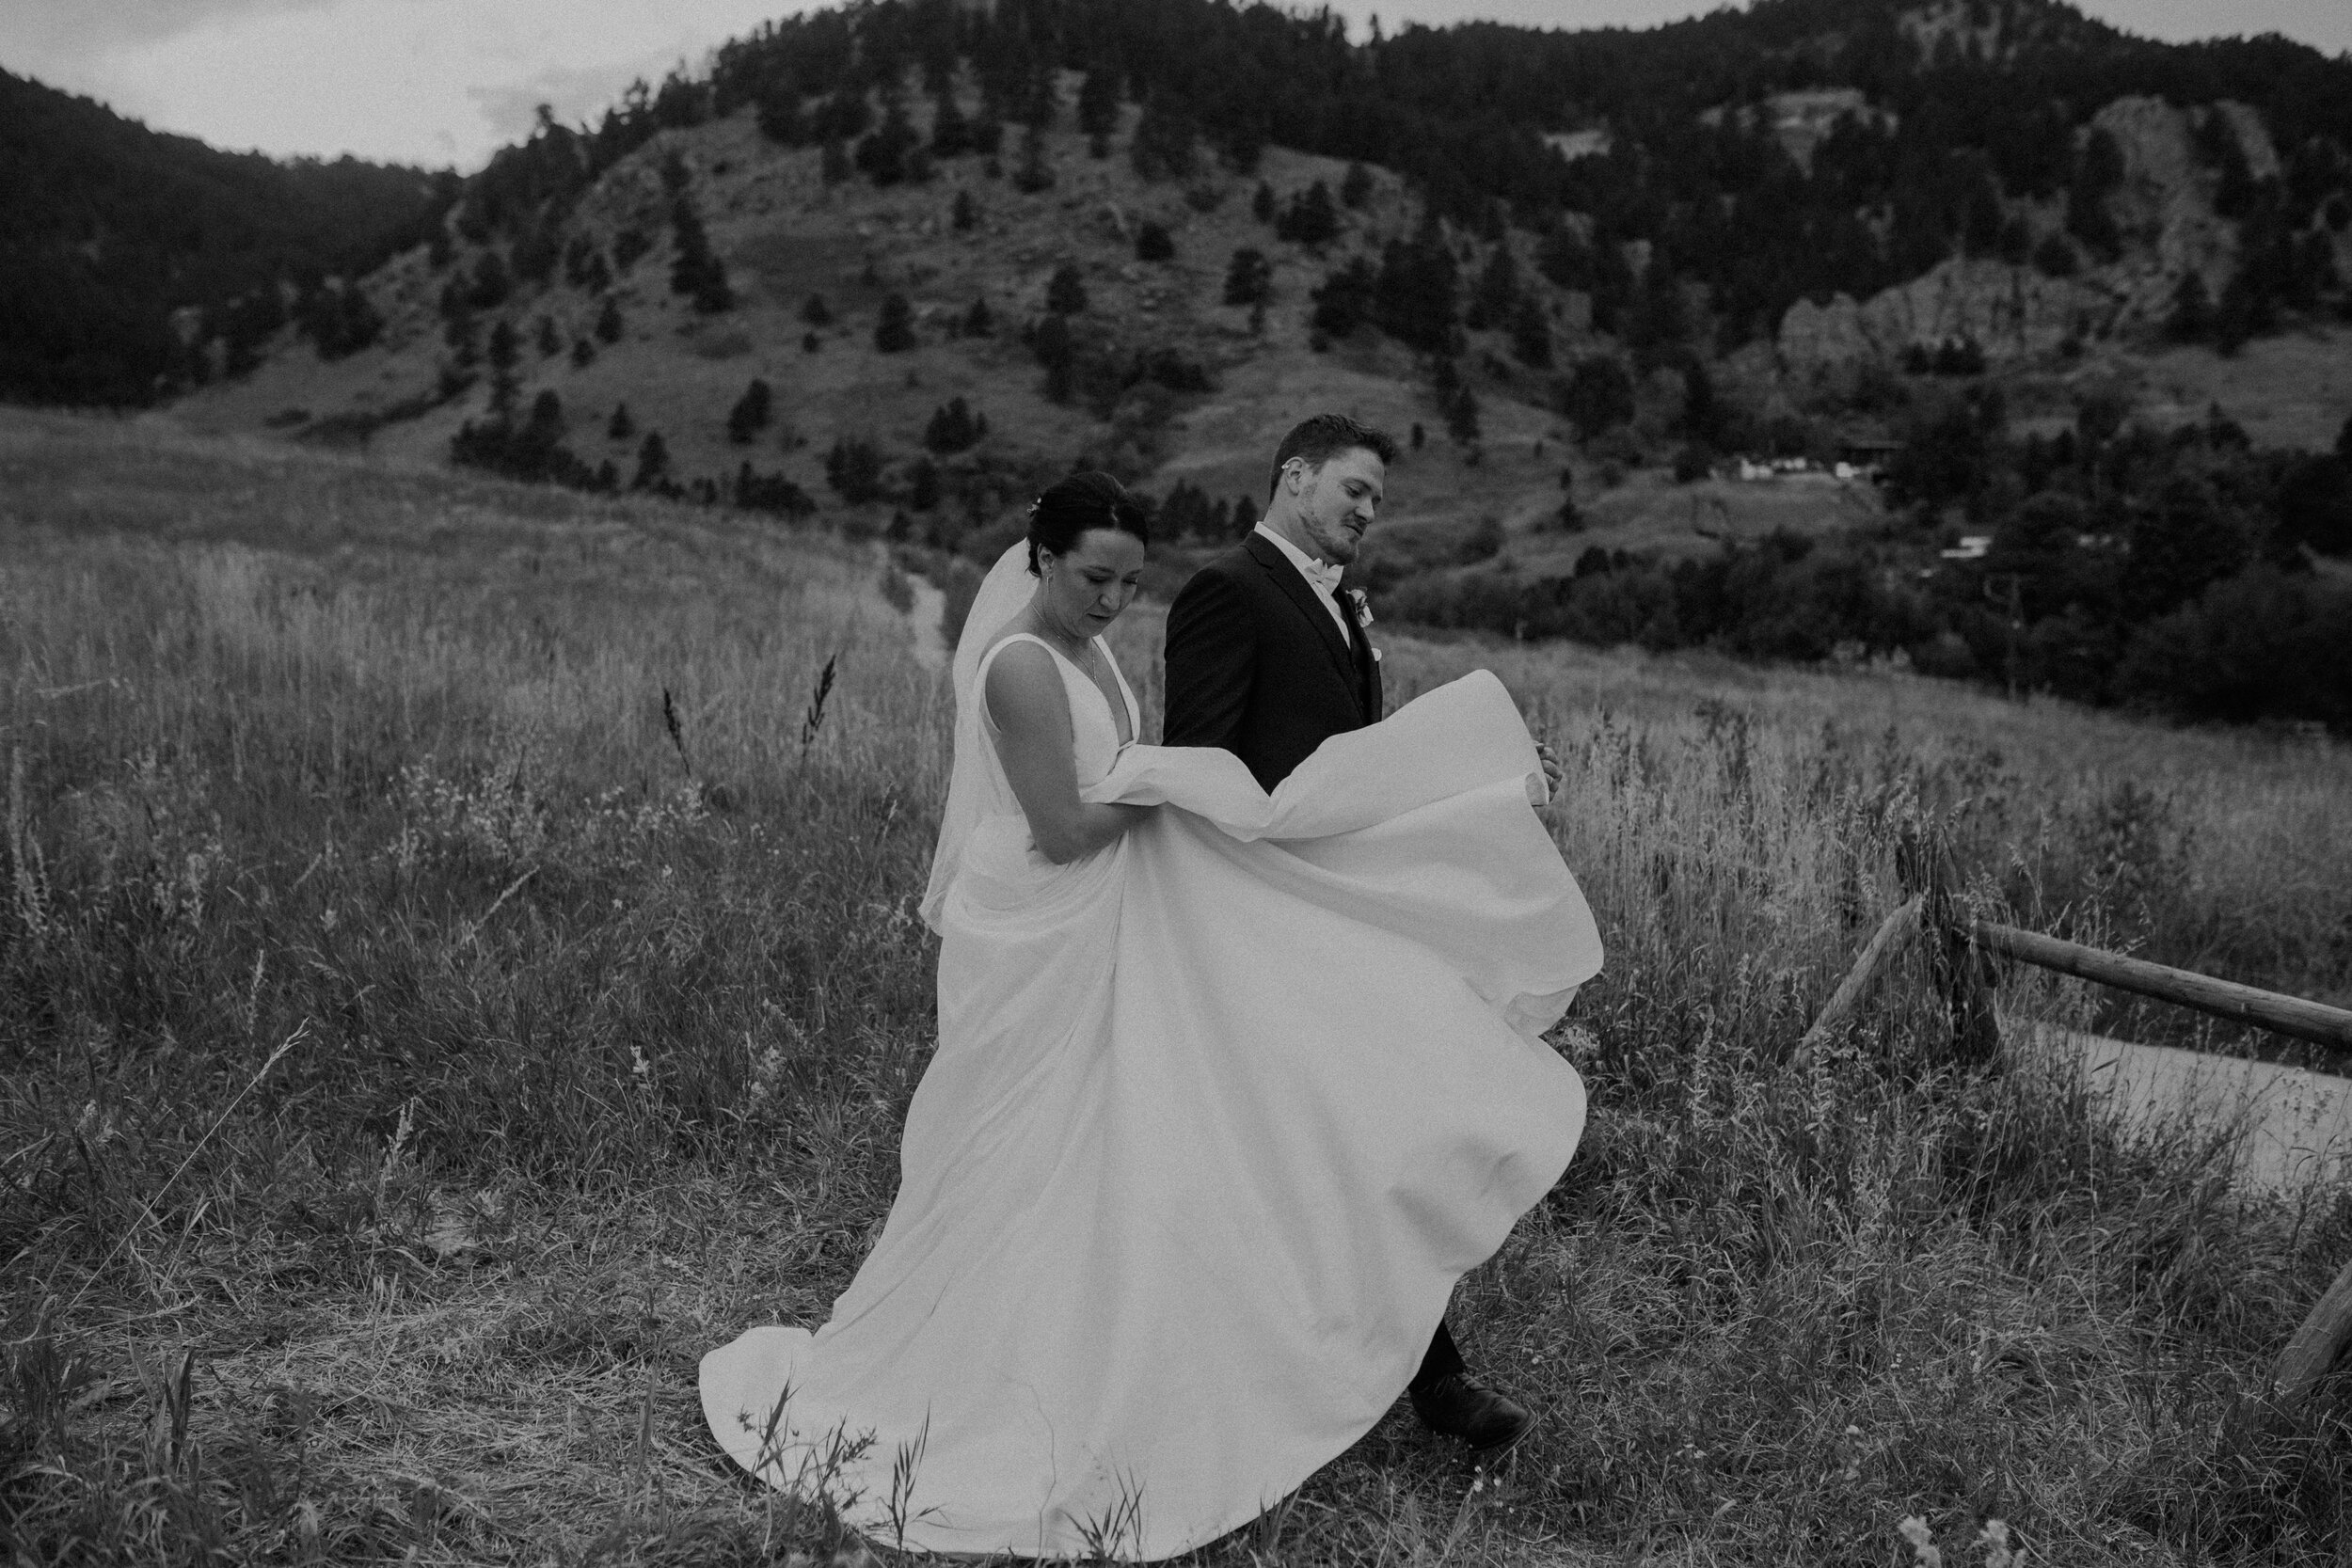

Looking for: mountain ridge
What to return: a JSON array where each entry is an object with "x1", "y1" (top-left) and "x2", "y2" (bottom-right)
[{"x1": 0, "y1": 69, "x2": 453, "y2": 404}]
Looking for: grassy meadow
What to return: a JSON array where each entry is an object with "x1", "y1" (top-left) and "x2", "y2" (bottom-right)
[{"x1": 4, "y1": 408, "x2": 2350, "y2": 1566}]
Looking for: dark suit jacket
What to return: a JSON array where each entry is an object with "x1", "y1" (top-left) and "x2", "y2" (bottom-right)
[{"x1": 1162, "y1": 532, "x2": 1382, "y2": 790}]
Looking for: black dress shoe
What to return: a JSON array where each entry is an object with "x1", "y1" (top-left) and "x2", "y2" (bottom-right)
[{"x1": 1408, "y1": 1372, "x2": 1533, "y2": 1451}]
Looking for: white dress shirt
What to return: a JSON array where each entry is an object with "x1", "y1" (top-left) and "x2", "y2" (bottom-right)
[{"x1": 1252, "y1": 522, "x2": 1350, "y2": 637}]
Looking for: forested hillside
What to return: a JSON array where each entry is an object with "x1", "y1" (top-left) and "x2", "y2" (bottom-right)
[
  {"x1": 111, "y1": 0, "x2": 2352, "y2": 731},
  {"x1": 691, "y1": 0, "x2": 2352, "y2": 348},
  {"x1": 0, "y1": 71, "x2": 453, "y2": 404}
]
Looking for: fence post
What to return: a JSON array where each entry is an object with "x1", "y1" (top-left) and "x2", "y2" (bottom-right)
[
  {"x1": 2275, "y1": 1256, "x2": 2352, "y2": 1412},
  {"x1": 1794, "y1": 895, "x2": 1923, "y2": 1072},
  {"x1": 1900, "y1": 825, "x2": 2002, "y2": 1069}
]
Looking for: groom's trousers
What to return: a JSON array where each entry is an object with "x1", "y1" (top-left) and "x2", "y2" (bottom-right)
[{"x1": 1410, "y1": 1320, "x2": 1466, "y2": 1390}]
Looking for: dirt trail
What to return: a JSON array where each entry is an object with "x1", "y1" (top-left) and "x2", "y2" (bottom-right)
[{"x1": 2015, "y1": 1019, "x2": 2352, "y2": 1193}]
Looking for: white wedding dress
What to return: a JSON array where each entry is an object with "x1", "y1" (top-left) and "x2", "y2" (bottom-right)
[{"x1": 700, "y1": 545, "x2": 1602, "y2": 1560}]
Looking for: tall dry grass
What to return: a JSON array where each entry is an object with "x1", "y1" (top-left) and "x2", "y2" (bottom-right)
[{"x1": 2, "y1": 410, "x2": 2348, "y2": 1565}]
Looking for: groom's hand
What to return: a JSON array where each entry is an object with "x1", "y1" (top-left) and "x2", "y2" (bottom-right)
[{"x1": 1535, "y1": 742, "x2": 1562, "y2": 792}]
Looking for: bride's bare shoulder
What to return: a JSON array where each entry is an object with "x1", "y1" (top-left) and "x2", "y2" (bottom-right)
[{"x1": 981, "y1": 636, "x2": 1069, "y2": 732}]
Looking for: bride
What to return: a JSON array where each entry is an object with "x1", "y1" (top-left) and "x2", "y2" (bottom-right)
[{"x1": 700, "y1": 471, "x2": 1603, "y2": 1559}]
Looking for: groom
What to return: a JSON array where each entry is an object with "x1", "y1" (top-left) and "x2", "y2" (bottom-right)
[{"x1": 1161, "y1": 411, "x2": 1536, "y2": 1453}]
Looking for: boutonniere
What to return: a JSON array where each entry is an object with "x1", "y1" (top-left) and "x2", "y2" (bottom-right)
[{"x1": 1345, "y1": 588, "x2": 1374, "y2": 628}]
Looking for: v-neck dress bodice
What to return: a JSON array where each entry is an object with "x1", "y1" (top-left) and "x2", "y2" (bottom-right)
[{"x1": 975, "y1": 631, "x2": 1140, "y2": 787}]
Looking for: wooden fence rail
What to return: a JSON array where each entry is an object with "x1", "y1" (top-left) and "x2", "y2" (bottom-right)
[
  {"x1": 1800, "y1": 895, "x2": 2352, "y2": 1413},
  {"x1": 1970, "y1": 921, "x2": 2352, "y2": 1053}
]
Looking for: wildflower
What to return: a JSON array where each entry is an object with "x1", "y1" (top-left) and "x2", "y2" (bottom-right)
[{"x1": 1896, "y1": 1515, "x2": 1942, "y2": 1568}]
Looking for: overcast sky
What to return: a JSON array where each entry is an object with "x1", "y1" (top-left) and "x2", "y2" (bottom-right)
[{"x1": 4, "y1": 0, "x2": 2347, "y2": 171}]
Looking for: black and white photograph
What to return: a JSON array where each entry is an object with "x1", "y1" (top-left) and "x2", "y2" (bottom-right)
[{"x1": 4, "y1": 0, "x2": 2352, "y2": 1561}]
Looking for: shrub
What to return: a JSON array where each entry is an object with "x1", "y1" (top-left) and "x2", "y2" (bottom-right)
[
  {"x1": 1274, "y1": 182, "x2": 1339, "y2": 246},
  {"x1": 824, "y1": 436, "x2": 885, "y2": 504},
  {"x1": 875, "y1": 293, "x2": 916, "y2": 353},
  {"x1": 924, "y1": 398, "x2": 987, "y2": 454},
  {"x1": 734, "y1": 463, "x2": 818, "y2": 517},
  {"x1": 1224, "y1": 248, "x2": 1272, "y2": 308},
  {"x1": 1311, "y1": 259, "x2": 1375, "y2": 338},
  {"x1": 2115, "y1": 567, "x2": 2352, "y2": 729}
]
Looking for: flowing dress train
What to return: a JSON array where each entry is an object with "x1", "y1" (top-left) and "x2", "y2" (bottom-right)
[{"x1": 700, "y1": 626, "x2": 1602, "y2": 1560}]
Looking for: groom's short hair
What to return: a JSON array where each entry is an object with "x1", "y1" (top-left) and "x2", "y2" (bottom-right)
[{"x1": 1268, "y1": 414, "x2": 1399, "y2": 499}]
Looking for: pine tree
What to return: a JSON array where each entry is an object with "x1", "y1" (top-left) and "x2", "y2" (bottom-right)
[
  {"x1": 756, "y1": 87, "x2": 803, "y2": 145},
  {"x1": 534, "y1": 315, "x2": 562, "y2": 356},
  {"x1": 824, "y1": 436, "x2": 885, "y2": 503},
  {"x1": 469, "y1": 250, "x2": 513, "y2": 309},
  {"x1": 1445, "y1": 385, "x2": 1481, "y2": 448},
  {"x1": 1223, "y1": 248, "x2": 1272, "y2": 307},
  {"x1": 1030, "y1": 315, "x2": 1076, "y2": 404},
  {"x1": 608, "y1": 402, "x2": 634, "y2": 441},
  {"x1": 962, "y1": 295, "x2": 995, "y2": 337},
  {"x1": 1466, "y1": 246, "x2": 1518, "y2": 330},
  {"x1": 669, "y1": 198, "x2": 732, "y2": 312},
  {"x1": 1130, "y1": 97, "x2": 1196, "y2": 182},
  {"x1": 925, "y1": 397, "x2": 987, "y2": 453},
  {"x1": 931, "y1": 89, "x2": 972, "y2": 156},
  {"x1": 1046, "y1": 264, "x2": 1089, "y2": 315},
  {"x1": 1373, "y1": 219, "x2": 1458, "y2": 353},
  {"x1": 1509, "y1": 295, "x2": 1552, "y2": 368},
  {"x1": 1252, "y1": 182, "x2": 1276, "y2": 224},
  {"x1": 595, "y1": 296, "x2": 624, "y2": 343},
  {"x1": 855, "y1": 101, "x2": 920, "y2": 185},
  {"x1": 1275, "y1": 182, "x2": 1339, "y2": 246},
  {"x1": 1013, "y1": 126, "x2": 1054, "y2": 193},
  {"x1": 2168, "y1": 271, "x2": 2213, "y2": 342},
  {"x1": 952, "y1": 190, "x2": 977, "y2": 232},
  {"x1": 875, "y1": 293, "x2": 916, "y2": 352},
  {"x1": 632, "y1": 431, "x2": 670, "y2": 489},
  {"x1": 1078, "y1": 67, "x2": 1121, "y2": 140},
  {"x1": 486, "y1": 318, "x2": 520, "y2": 372},
  {"x1": 726, "y1": 377, "x2": 773, "y2": 443},
  {"x1": 1311, "y1": 258, "x2": 1377, "y2": 338},
  {"x1": 908, "y1": 457, "x2": 942, "y2": 511}
]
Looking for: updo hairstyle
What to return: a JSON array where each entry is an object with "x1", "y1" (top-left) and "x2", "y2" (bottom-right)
[{"x1": 1026, "y1": 470, "x2": 1151, "y2": 576}]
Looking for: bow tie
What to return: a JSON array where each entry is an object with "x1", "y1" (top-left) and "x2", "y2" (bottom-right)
[{"x1": 1296, "y1": 556, "x2": 1343, "y2": 597}]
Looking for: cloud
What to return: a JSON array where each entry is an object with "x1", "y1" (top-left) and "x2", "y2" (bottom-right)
[
  {"x1": 465, "y1": 52, "x2": 691, "y2": 145},
  {"x1": 2, "y1": 0, "x2": 364, "y2": 65}
]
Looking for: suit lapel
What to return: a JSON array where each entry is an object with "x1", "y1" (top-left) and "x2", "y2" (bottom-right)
[{"x1": 1243, "y1": 533, "x2": 1359, "y2": 696}]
